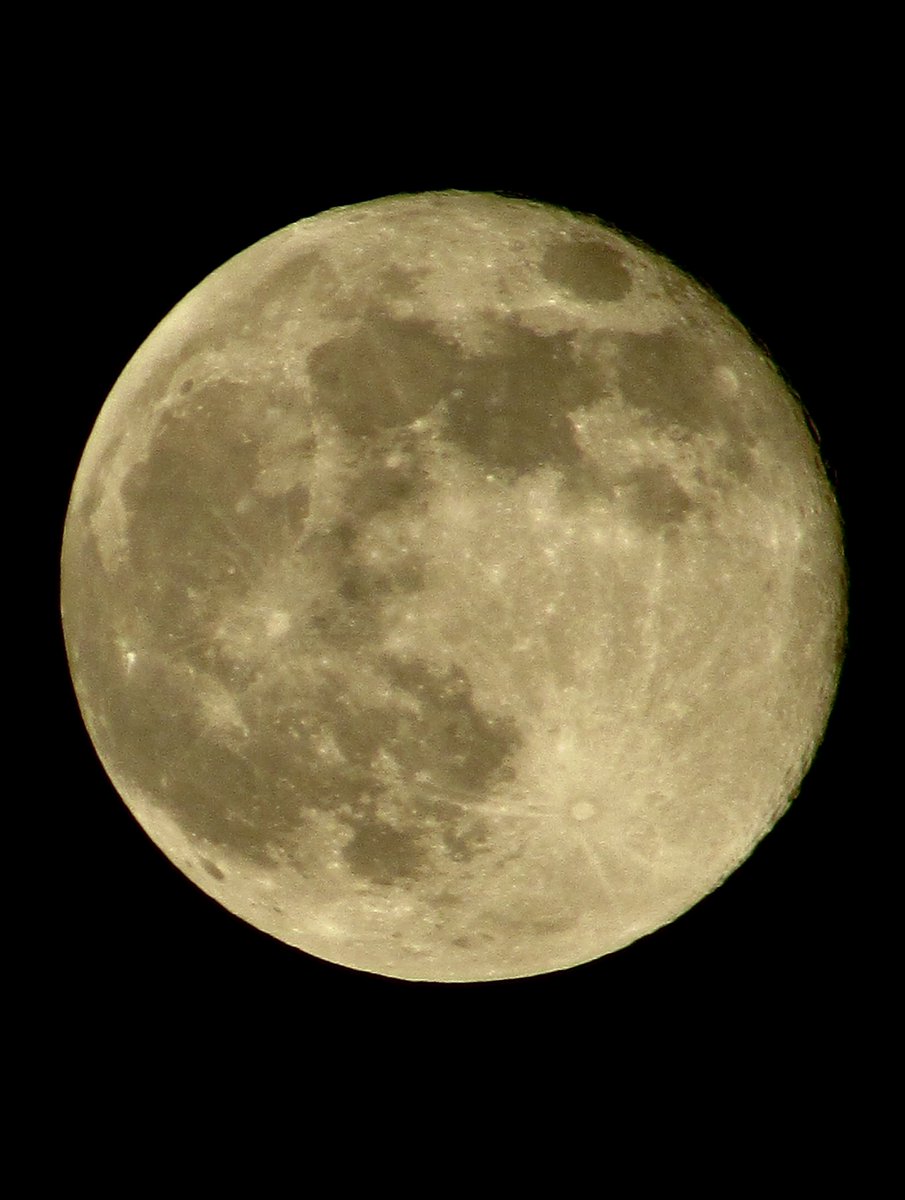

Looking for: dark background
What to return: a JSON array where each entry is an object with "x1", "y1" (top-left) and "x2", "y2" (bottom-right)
[{"x1": 43, "y1": 107, "x2": 874, "y2": 1097}]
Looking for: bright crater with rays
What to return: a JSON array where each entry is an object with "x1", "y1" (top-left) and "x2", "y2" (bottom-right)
[{"x1": 61, "y1": 192, "x2": 846, "y2": 981}]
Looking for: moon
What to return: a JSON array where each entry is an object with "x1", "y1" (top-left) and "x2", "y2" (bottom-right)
[{"x1": 60, "y1": 191, "x2": 846, "y2": 983}]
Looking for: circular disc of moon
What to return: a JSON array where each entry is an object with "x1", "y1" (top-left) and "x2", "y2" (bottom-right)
[{"x1": 61, "y1": 191, "x2": 846, "y2": 982}]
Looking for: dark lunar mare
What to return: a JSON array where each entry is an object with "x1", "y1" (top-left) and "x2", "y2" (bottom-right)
[
  {"x1": 539, "y1": 233, "x2": 634, "y2": 303},
  {"x1": 84, "y1": 359, "x2": 524, "y2": 870}
]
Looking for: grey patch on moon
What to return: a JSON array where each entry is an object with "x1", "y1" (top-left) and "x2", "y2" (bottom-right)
[
  {"x1": 126, "y1": 646, "x2": 522, "y2": 874},
  {"x1": 341, "y1": 821, "x2": 429, "y2": 887},
  {"x1": 444, "y1": 317, "x2": 599, "y2": 484},
  {"x1": 310, "y1": 304, "x2": 612, "y2": 491},
  {"x1": 625, "y1": 465, "x2": 693, "y2": 529},
  {"x1": 372, "y1": 264, "x2": 430, "y2": 304},
  {"x1": 342, "y1": 443, "x2": 429, "y2": 523},
  {"x1": 308, "y1": 314, "x2": 462, "y2": 437},
  {"x1": 714, "y1": 439, "x2": 757, "y2": 480},
  {"x1": 336, "y1": 553, "x2": 426, "y2": 609},
  {"x1": 308, "y1": 533, "x2": 427, "y2": 649},
  {"x1": 605, "y1": 464, "x2": 695, "y2": 532},
  {"x1": 540, "y1": 233, "x2": 633, "y2": 303},
  {"x1": 303, "y1": 448, "x2": 430, "y2": 648},
  {"x1": 120, "y1": 388, "x2": 269, "y2": 641},
  {"x1": 314, "y1": 657, "x2": 521, "y2": 888},
  {"x1": 244, "y1": 249, "x2": 342, "y2": 325},
  {"x1": 379, "y1": 657, "x2": 520, "y2": 795},
  {"x1": 616, "y1": 329, "x2": 755, "y2": 451}
]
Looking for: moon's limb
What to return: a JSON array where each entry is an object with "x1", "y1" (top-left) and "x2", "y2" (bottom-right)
[{"x1": 61, "y1": 191, "x2": 846, "y2": 982}]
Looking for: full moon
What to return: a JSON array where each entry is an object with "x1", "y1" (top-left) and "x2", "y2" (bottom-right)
[{"x1": 61, "y1": 191, "x2": 846, "y2": 982}]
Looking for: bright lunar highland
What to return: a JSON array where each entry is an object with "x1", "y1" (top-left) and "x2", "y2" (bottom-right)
[{"x1": 61, "y1": 192, "x2": 846, "y2": 981}]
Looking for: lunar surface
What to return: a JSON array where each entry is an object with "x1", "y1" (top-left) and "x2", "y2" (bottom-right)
[{"x1": 61, "y1": 192, "x2": 846, "y2": 982}]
